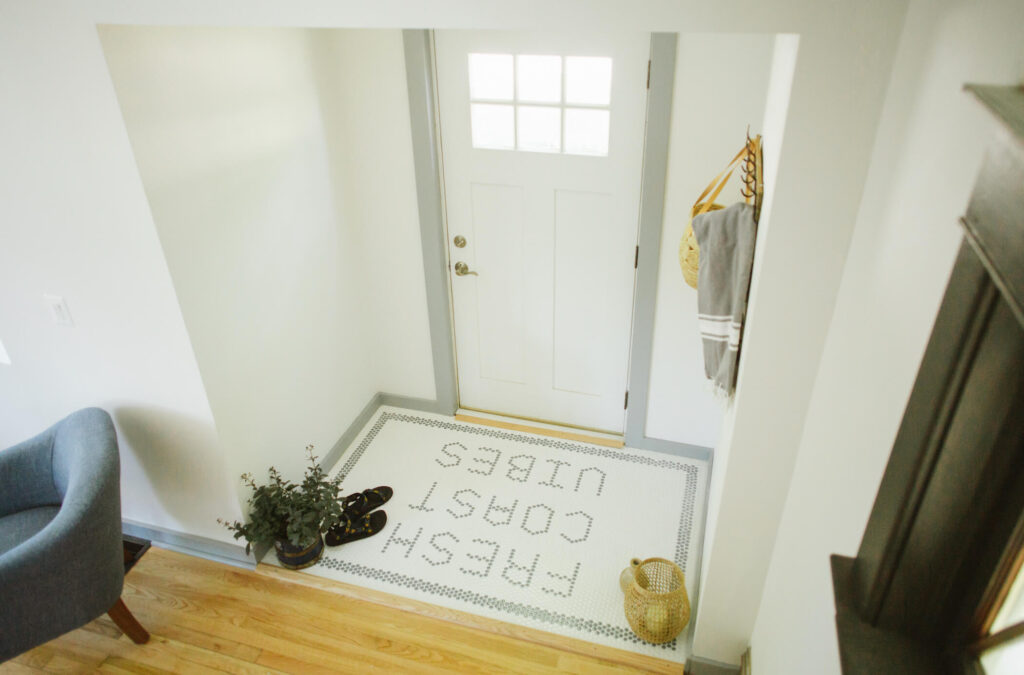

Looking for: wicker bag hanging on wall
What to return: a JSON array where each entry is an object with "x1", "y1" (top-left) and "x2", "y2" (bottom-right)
[{"x1": 678, "y1": 146, "x2": 748, "y2": 289}]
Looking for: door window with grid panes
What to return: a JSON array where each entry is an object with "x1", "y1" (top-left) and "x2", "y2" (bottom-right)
[{"x1": 468, "y1": 53, "x2": 613, "y2": 156}]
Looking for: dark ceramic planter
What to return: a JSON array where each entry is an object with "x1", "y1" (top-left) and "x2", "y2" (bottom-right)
[{"x1": 274, "y1": 533, "x2": 324, "y2": 570}]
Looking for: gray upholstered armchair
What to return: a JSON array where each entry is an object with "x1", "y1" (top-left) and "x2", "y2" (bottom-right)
[{"x1": 0, "y1": 407, "x2": 149, "y2": 662}]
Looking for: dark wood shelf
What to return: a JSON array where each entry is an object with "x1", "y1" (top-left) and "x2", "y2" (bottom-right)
[{"x1": 122, "y1": 534, "x2": 151, "y2": 574}]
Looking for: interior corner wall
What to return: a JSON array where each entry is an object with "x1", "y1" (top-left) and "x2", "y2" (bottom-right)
[
  {"x1": 644, "y1": 33, "x2": 776, "y2": 449},
  {"x1": 749, "y1": 1, "x2": 1024, "y2": 673},
  {"x1": 98, "y1": 26, "x2": 432, "y2": 494},
  {"x1": 310, "y1": 29, "x2": 436, "y2": 402},
  {"x1": 0, "y1": 9, "x2": 241, "y2": 542}
]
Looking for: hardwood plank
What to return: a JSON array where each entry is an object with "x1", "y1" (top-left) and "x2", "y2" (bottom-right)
[
  {"x1": 96, "y1": 659, "x2": 172, "y2": 675},
  {"x1": 42, "y1": 654, "x2": 105, "y2": 674},
  {"x1": 9, "y1": 647, "x2": 53, "y2": 670},
  {"x1": 0, "y1": 663, "x2": 44, "y2": 674},
  {"x1": 242, "y1": 616, "x2": 443, "y2": 675},
  {"x1": 255, "y1": 559, "x2": 680, "y2": 674},
  {"x1": 128, "y1": 565, "x2": 566, "y2": 675},
  {"x1": 103, "y1": 635, "x2": 275, "y2": 675},
  {"x1": 252, "y1": 651, "x2": 348, "y2": 675},
  {"x1": 129, "y1": 581, "x2": 565, "y2": 675},
  {"x1": 454, "y1": 414, "x2": 626, "y2": 448},
  {"x1": 63, "y1": 631, "x2": 239, "y2": 675},
  {"x1": 246, "y1": 612, "x2": 564, "y2": 675},
  {"x1": 2, "y1": 547, "x2": 680, "y2": 675},
  {"x1": 556, "y1": 654, "x2": 646, "y2": 674},
  {"x1": 127, "y1": 621, "x2": 261, "y2": 663},
  {"x1": 86, "y1": 616, "x2": 133, "y2": 641},
  {"x1": 26, "y1": 632, "x2": 108, "y2": 672}
]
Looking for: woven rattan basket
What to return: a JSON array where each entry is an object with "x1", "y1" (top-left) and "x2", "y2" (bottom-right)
[
  {"x1": 622, "y1": 557, "x2": 691, "y2": 644},
  {"x1": 678, "y1": 202, "x2": 725, "y2": 289}
]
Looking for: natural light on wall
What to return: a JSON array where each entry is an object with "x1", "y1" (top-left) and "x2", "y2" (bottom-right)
[{"x1": 468, "y1": 53, "x2": 612, "y2": 156}]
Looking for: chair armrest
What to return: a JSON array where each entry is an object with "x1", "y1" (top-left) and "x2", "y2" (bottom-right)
[
  {"x1": 0, "y1": 408, "x2": 125, "y2": 661},
  {"x1": 0, "y1": 499, "x2": 124, "y2": 660},
  {"x1": 0, "y1": 428, "x2": 61, "y2": 518}
]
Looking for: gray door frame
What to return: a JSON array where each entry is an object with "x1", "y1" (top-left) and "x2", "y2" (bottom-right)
[
  {"x1": 403, "y1": 29, "x2": 459, "y2": 415},
  {"x1": 402, "y1": 29, "x2": 710, "y2": 462}
]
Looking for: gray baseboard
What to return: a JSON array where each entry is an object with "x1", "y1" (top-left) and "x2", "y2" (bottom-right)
[
  {"x1": 379, "y1": 393, "x2": 451, "y2": 415},
  {"x1": 122, "y1": 518, "x2": 256, "y2": 570},
  {"x1": 123, "y1": 392, "x2": 448, "y2": 570},
  {"x1": 628, "y1": 435, "x2": 712, "y2": 462},
  {"x1": 681, "y1": 451, "x2": 715, "y2": 660},
  {"x1": 688, "y1": 655, "x2": 742, "y2": 675},
  {"x1": 320, "y1": 393, "x2": 384, "y2": 473},
  {"x1": 320, "y1": 391, "x2": 451, "y2": 474}
]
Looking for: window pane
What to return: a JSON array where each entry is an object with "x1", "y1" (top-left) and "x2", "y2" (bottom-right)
[
  {"x1": 469, "y1": 53, "x2": 513, "y2": 100},
  {"x1": 984, "y1": 561, "x2": 1024, "y2": 674},
  {"x1": 516, "y1": 55, "x2": 561, "y2": 103},
  {"x1": 516, "y1": 105, "x2": 561, "y2": 153},
  {"x1": 564, "y1": 108, "x2": 610, "y2": 156},
  {"x1": 565, "y1": 56, "x2": 612, "y2": 105},
  {"x1": 982, "y1": 634, "x2": 1024, "y2": 675},
  {"x1": 991, "y1": 561, "x2": 1024, "y2": 633},
  {"x1": 471, "y1": 103, "x2": 514, "y2": 150}
]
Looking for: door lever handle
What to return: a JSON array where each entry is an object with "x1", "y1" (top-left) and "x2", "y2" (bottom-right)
[{"x1": 454, "y1": 262, "x2": 478, "y2": 277}]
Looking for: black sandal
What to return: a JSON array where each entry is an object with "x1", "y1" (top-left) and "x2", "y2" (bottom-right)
[
  {"x1": 341, "y1": 486, "x2": 393, "y2": 518},
  {"x1": 325, "y1": 510, "x2": 388, "y2": 546}
]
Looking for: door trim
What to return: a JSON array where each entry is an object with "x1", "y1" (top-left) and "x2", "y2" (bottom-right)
[
  {"x1": 403, "y1": 29, "x2": 458, "y2": 415},
  {"x1": 623, "y1": 32, "x2": 709, "y2": 461},
  {"x1": 403, "y1": 29, "x2": 710, "y2": 462}
]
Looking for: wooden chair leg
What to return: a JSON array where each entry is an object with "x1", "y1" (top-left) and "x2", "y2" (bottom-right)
[{"x1": 107, "y1": 597, "x2": 150, "y2": 644}]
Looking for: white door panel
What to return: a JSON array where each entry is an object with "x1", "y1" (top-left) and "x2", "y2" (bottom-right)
[{"x1": 436, "y1": 30, "x2": 649, "y2": 433}]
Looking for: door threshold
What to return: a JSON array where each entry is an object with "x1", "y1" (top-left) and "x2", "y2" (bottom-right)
[{"x1": 454, "y1": 409, "x2": 625, "y2": 449}]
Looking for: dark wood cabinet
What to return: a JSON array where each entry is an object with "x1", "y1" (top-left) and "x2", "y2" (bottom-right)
[{"x1": 832, "y1": 85, "x2": 1024, "y2": 675}]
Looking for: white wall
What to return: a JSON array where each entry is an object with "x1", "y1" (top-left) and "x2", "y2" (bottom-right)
[
  {"x1": 99, "y1": 27, "x2": 375, "y2": 488},
  {"x1": 0, "y1": 8, "x2": 241, "y2": 541},
  {"x1": 691, "y1": 35, "x2": 800, "y2": 661},
  {"x1": 99, "y1": 25, "x2": 435, "y2": 489},
  {"x1": 0, "y1": 14, "x2": 431, "y2": 542},
  {"x1": 645, "y1": 33, "x2": 776, "y2": 449},
  {"x1": 750, "y1": 0, "x2": 1024, "y2": 672},
  {"x1": 310, "y1": 30, "x2": 436, "y2": 401}
]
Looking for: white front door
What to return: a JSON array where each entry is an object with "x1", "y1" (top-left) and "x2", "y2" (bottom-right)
[{"x1": 435, "y1": 30, "x2": 650, "y2": 433}]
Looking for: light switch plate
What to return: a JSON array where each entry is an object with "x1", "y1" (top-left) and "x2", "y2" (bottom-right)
[{"x1": 43, "y1": 294, "x2": 74, "y2": 326}]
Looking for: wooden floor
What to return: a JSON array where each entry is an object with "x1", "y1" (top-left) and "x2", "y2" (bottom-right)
[{"x1": 2, "y1": 547, "x2": 683, "y2": 674}]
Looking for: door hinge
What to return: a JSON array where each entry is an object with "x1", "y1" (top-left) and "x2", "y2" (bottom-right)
[
  {"x1": 634, "y1": 245, "x2": 639, "y2": 269},
  {"x1": 646, "y1": 60, "x2": 651, "y2": 89},
  {"x1": 624, "y1": 390, "x2": 629, "y2": 409}
]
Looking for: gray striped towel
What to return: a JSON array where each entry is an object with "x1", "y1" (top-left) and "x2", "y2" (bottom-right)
[{"x1": 692, "y1": 202, "x2": 757, "y2": 396}]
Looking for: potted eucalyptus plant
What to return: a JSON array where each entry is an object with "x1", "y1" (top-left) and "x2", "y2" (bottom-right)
[{"x1": 219, "y1": 445, "x2": 345, "y2": 569}]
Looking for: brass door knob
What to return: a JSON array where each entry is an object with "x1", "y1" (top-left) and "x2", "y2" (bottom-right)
[{"x1": 454, "y1": 262, "x2": 478, "y2": 276}]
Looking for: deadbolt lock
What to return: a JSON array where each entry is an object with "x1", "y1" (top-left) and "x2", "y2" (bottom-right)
[{"x1": 453, "y1": 235, "x2": 467, "y2": 248}]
